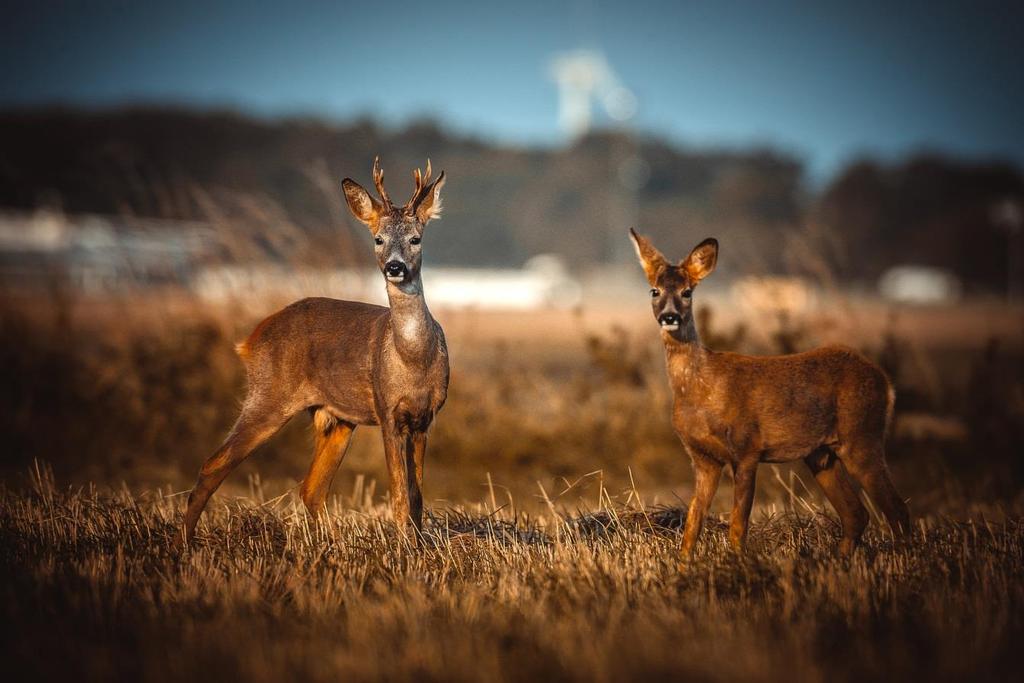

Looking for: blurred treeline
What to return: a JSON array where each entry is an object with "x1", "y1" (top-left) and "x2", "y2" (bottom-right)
[{"x1": 1, "y1": 106, "x2": 1021, "y2": 292}]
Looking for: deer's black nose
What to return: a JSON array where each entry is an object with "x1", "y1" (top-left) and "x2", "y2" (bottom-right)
[
  {"x1": 659, "y1": 312, "x2": 682, "y2": 327},
  {"x1": 385, "y1": 261, "x2": 407, "y2": 278}
]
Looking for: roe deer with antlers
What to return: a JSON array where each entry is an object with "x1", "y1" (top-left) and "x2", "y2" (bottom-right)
[
  {"x1": 629, "y1": 229, "x2": 909, "y2": 560},
  {"x1": 179, "y1": 158, "x2": 448, "y2": 547}
]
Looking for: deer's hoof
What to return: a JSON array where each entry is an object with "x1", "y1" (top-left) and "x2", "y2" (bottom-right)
[
  {"x1": 838, "y1": 538, "x2": 858, "y2": 559},
  {"x1": 170, "y1": 529, "x2": 190, "y2": 555},
  {"x1": 676, "y1": 548, "x2": 695, "y2": 572}
]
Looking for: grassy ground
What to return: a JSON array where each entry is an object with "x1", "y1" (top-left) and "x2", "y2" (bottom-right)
[
  {"x1": 1, "y1": 466, "x2": 1021, "y2": 682},
  {"x1": 1, "y1": 291, "x2": 1022, "y2": 681}
]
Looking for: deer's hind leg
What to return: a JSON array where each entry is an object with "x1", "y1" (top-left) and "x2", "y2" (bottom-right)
[
  {"x1": 838, "y1": 440, "x2": 910, "y2": 537},
  {"x1": 728, "y1": 458, "x2": 759, "y2": 552},
  {"x1": 180, "y1": 399, "x2": 292, "y2": 547},
  {"x1": 300, "y1": 410, "x2": 355, "y2": 517},
  {"x1": 805, "y1": 447, "x2": 868, "y2": 557}
]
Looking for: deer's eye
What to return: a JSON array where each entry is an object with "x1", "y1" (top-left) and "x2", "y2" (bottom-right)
[
  {"x1": 650, "y1": 288, "x2": 660, "y2": 298},
  {"x1": 682, "y1": 289, "x2": 693, "y2": 298},
  {"x1": 410, "y1": 236, "x2": 421, "y2": 245},
  {"x1": 374, "y1": 236, "x2": 384, "y2": 246}
]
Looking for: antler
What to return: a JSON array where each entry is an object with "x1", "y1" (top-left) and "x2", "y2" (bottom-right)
[
  {"x1": 372, "y1": 156, "x2": 393, "y2": 210},
  {"x1": 407, "y1": 159, "x2": 433, "y2": 210},
  {"x1": 368, "y1": 157, "x2": 437, "y2": 215}
]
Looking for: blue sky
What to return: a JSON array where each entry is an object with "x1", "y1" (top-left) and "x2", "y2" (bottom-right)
[{"x1": 2, "y1": 0, "x2": 1022, "y2": 181}]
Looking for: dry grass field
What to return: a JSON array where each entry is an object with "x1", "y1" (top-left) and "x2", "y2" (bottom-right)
[
  {"x1": 0, "y1": 466, "x2": 1021, "y2": 682},
  {"x1": 1, "y1": 288, "x2": 1023, "y2": 681},
  {"x1": 2, "y1": 12, "x2": 1022, "y2": 680}
]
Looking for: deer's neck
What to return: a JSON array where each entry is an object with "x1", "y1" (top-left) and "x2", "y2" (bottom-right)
[
  {"x1": 663, "y1": 317, "x2": 709, "y2": 390},
  {"x1": 386, "y1": 275, "x2": 438, "y2": 363},
  {"x1": 666, "y1": 314, "x2": 700, "y2": 346}
]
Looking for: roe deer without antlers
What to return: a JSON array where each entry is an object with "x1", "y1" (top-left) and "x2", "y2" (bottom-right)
[
  {"x1": 179, "y1": 158, "x2": 448, "y2": 547},
  {"x1": 629, "y1": 229, "x2": 909, "y2": 560}
]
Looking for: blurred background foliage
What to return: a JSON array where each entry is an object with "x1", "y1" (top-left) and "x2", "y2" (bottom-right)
[{"x1": 1, "y1": 107, "x2": 1021, "y2": 294}]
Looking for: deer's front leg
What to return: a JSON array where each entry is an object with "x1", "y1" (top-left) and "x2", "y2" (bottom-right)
[
  {"x1": 381, "y1": 426, "x2": 411, "y2": 534},
  {"x1": 681, "y1": 454, "x2": 723, "y2": 561},
  {"x1": 729, "y1": 458, "x2": 758, "y2": 552},
  {"x1": 406, "y1": 431, "x2": 427, "y2": 532}
]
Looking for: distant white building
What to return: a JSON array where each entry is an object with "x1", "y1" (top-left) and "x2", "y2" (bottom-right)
[
  {"x1": 424, "y1": 255, "x2": 581, "y2": 310},
  {"x1": 192, "y1": 255, "x2": 581, "y2": 311},
  {"x1": 878, "y1": 266, "x2": 962, "y2": 304},
  {"x1": 0, "y1": 210, "x2": 216, "y2": 291},
  {"x1": 1, "y1": 211, "x2": 583, "y2": 311}
]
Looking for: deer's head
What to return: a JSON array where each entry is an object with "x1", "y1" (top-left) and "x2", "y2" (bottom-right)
[
  {"x1": 629, "y1": 229, "x2": 718, "y2": 336},
  {"x1": 342, "y1": 158, "x2": 446, "y2": 287}
]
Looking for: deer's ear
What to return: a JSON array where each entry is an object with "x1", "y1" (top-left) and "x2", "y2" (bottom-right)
[
  {"x1": 342, "y1": 178, "x2": 382, "y2": 229},
  {"x1": 629, "y1": 228, "x2": 669, "y2": 285},
  {"x1": 681, "y1": 238, "x2": 718, "y2": 284},
  {"x1": 414, "y1": 171, "x2": 446, "y2": 224}
]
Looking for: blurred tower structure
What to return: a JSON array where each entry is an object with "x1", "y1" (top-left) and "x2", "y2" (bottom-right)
[
  {"x1": 549, "y1": 50, "x2": 643, "y2": 265},
  {"x1": 549, "y1": 50, "x2": 637, "y2": 139}
]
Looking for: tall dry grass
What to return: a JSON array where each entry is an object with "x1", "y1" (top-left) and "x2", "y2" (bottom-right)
[
  {"x1": 0, "y1": 465, "x2": 1021, "y2": 682},
  {"x1": 1, "y1": 285, "x2": 1022, "y2": 513}
]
